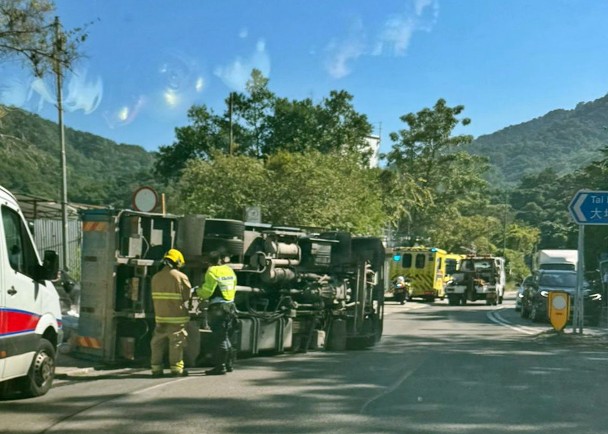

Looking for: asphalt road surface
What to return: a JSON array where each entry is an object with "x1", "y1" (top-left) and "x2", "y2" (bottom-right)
[{"x1": 2, "y1": 294, "x2": 608, "y2": 434}]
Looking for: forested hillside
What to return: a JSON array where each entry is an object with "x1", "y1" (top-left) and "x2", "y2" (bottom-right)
[
  {"x1": 467, "y1": 93, "x2": 608, "y2": 185},
  {"x1": 0, "y1": 105, "x2": 157, "y2": 206}
]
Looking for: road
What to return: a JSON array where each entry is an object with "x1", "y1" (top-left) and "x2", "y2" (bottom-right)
[{"x1": 2, "y1": 295, "x2": 608, "y2": 434}]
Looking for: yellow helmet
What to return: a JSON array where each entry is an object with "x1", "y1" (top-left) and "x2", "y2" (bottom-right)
[{"x1": 164, "y1": 249, "x2": 185, "y2": 268}]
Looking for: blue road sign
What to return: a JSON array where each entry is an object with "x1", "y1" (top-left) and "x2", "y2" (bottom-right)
[{"x1": 569, "y1": 190, "x2": 608, "y2": 225}]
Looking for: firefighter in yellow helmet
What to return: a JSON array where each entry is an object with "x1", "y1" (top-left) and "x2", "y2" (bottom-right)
[
  {"x1": 197, "y1": 250, "x2": 237, "y2": 375},
  {"x1": 150, "y1": 249, "x2": 191, "y2": 377}
]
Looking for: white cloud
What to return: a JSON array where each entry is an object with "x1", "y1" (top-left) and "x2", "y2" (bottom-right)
[
  {"x1": 414, "y1": 0, "x2": 434, "y2": 16},
  {"x1": 376, "y1": 16, "x2": 416, "y2": 56},
  {"x1": 214, "y1": 38, "x2": 271, "y2": 91},
  {"x1": 325, "y1": 38, "x2": 366, "y2": 79},
  {"x1": 239, "y1": 27, "x2": 248, "y2": 39},
  {"x1": 325, "y1": 0, "x2": 440, "y2": 78},
  {"x1": 375, "y1": 0, "x2": 439, "y2": 57},
  {"x1": 324, "y1": 19, "x2": 366, "y2": 79}
]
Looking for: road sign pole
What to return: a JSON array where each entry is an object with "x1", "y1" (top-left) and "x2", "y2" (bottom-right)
[{"x1": 573, "y1": 225, "x2": 585, "y2": 334}]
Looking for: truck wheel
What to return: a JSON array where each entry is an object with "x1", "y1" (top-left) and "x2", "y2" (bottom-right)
[
  {"x1": 18, "y1": 338, "x2": 56, "y2": 397},
  {"x1": 460, "y1": 296, "x2": 467, "y2": 306},
  {"x1": 203, "y1": 219, "x2": 244, "y2": 239}
]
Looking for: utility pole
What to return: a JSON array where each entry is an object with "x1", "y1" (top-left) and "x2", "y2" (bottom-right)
[
  {"x1": 228, "y1": 92, "x2": 234, "y2": 155},
  {"x1": 54, "y1": 16, "x2": 69, "y2": 271},
  {"x1": 502, "y1": 190, "x2": 509, "y2": 257}
]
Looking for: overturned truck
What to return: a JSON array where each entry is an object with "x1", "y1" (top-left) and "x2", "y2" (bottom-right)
[{"x1": 73, "y1": 210, "x2": 387, "y2": 366}]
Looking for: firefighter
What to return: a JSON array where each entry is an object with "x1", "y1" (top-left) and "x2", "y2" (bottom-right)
[
  {"x1": 197, "y1": 250, "x2": 237, "y2": 375},
  {"x1": 150, "y1": 249, "x2": 192, "y2": 377}
]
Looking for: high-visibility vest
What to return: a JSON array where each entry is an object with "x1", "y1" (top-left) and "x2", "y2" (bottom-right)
[
  {"x1": 197, "y1": 264, "x2": 237, "y2": 302},
  {"x1": 151, "y1": 266, "x2": 191, "y2": 324}
]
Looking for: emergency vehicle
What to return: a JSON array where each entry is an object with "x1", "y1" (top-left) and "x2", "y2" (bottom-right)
[
  {"x1": 445, "y1": 255, "x2": 506, "y2": 306},
  {"x1": 389, "y1": 246, "x2": 462, "y2": 301},
  {"x1": 0, "y1": 186, "x2": 62, "y2": 397}
]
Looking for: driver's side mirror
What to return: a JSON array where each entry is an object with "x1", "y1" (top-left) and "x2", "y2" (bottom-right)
[{"x1": 39, "y1": 250, "x2": 59, "y2": 281}]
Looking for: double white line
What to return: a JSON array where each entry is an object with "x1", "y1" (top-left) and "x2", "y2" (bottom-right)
[{"x1": 487, "y1": 308, "x2": 539, "y2": 335}]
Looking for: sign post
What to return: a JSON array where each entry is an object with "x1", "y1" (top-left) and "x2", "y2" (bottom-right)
[{"x1": 568, "y1": 190, "x2": 608, "y2": 333}]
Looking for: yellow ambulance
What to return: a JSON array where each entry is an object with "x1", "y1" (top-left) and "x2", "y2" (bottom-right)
[{"x1": 389, "y1": 246, "x2": 463, "y2": 302}]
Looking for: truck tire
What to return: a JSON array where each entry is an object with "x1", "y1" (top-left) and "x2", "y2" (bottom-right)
[
  {"x1": 448, "y1": 295, "x2": 459, "y2": 306},
  {"x1": 18, "y1": 338, "x2": 56, "y2": 397},
  {"x1": 460, "y1": 296, "x2": 467, "y2": 306},
  {"x1": 203, "y1": 219, "x2": 244, "y2": 240}
]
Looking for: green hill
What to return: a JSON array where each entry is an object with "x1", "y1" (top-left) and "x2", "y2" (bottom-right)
[
  {"x1": 467, "y1": 93, "x2": 608, "y2": 186},
  {"x1": 0, "y1": 105, "x2": 157, "y2": 206}
]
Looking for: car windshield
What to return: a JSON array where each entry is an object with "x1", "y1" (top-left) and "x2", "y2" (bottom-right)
[{"x1": 538, "y1": 273, "x2": 577, "y2": 288}]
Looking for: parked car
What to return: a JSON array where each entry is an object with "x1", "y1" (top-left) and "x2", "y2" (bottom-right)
[{"x1": 521, "y1": 270, "x2": 602, "y2": 325}]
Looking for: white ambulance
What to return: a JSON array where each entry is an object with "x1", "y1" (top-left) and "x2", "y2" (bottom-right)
[{"x1": 0, "y1": 185, "x2": 62, "y2": 397}]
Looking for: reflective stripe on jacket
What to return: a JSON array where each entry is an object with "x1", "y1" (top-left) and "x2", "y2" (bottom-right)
[
  {"x1": 197, "y1": 264, "x2": 237, "y2": 302},
  {"x1": 151, "y1": 266, "x2": 191, "y2": 324}
]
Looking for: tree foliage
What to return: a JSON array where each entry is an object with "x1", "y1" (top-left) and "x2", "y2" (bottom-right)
[
  {"x1": 0, "y1": 105, "x2": 155, "y2": 207},
  {"x1": 384, "y1": 99, "x2": 489, "y2": 243},
  {"x1": 0, "y1": 0, "x2": 88, "y2": 77},
  {"x1": 468, "y1": 93, "x2": 608, "y2": 186},
  {"x1": 154, "y1": 70, "x2": 374, "y2": 181},
  {"x1": 176, "y1": 150, "x2": 389, "y2": 235}
]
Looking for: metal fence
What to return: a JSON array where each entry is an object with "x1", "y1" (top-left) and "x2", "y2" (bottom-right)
[{"x1": 32, "y1": 219, "x2": 82, "y2": 278}]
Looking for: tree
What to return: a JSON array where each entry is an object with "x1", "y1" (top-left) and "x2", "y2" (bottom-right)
[
  {"x1": 264, "y1": 150, "x2": 386, "y2": 233},
  {"x1": 384, "y1": 99, "x2": 489, "y2": 245},
  {"x1": 0, "y1": 0, "x2": 88, "y2": 77},
  {"x1": 266, "y1": 90, "x2": 373, "y2": 165},
  {"x1": 154, "y1": 70, "x2": 375, "y2": 183},
  {"x1": 175, "y1": 150, "x2": 389, "y2": 234},
  {"x1": 154, "y1": 105, "x2": 227, "y2": 181},
  {"x1": 231, "y1": 69, "x2": 276, "y2": 157},
  {"x1": 175, "y1": 152, "x2": 268, "y2": 219}
]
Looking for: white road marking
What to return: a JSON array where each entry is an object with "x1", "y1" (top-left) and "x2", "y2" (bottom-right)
[{"x1": 487, "y1": 308, "x2": 538, "y2": 335}]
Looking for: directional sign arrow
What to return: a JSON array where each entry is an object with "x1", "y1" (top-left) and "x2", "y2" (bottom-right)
[{"x1": 568, "y1": 190, "x2": 608, "y2": 225}]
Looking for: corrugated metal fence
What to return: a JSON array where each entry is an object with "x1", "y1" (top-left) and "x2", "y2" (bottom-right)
[{"x1": 32, "y1": 219, "x2": 82, "y2": 278}]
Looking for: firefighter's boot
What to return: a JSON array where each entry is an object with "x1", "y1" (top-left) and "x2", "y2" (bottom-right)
[
  {"x1": 205, "y1": 349, "x2": 227, "y2": 376},
  {"x1": 226, "y1": 348, "x2": 236, "y2": 373}
]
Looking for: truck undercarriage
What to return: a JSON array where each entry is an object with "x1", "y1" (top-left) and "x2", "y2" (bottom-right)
[{"x1": 74, "y1": 211, "x2": 387, "y2": 366}]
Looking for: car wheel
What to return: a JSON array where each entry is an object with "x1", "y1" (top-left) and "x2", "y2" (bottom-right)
[
  {"x1": 18, "y1": 338, "x2": 56, "y2": 397},
  {"x1": 530, "y1": 305, "x2": 540, "y2": 323}
]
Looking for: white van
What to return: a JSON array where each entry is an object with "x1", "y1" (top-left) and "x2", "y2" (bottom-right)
[{"x1": 0, "y1": 186, "x2": 62, "y2": 397}]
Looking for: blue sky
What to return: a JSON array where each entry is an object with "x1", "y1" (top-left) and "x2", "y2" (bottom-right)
[{"x1": 2, "y1": 0, "x2": 608, "y2": 156}]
